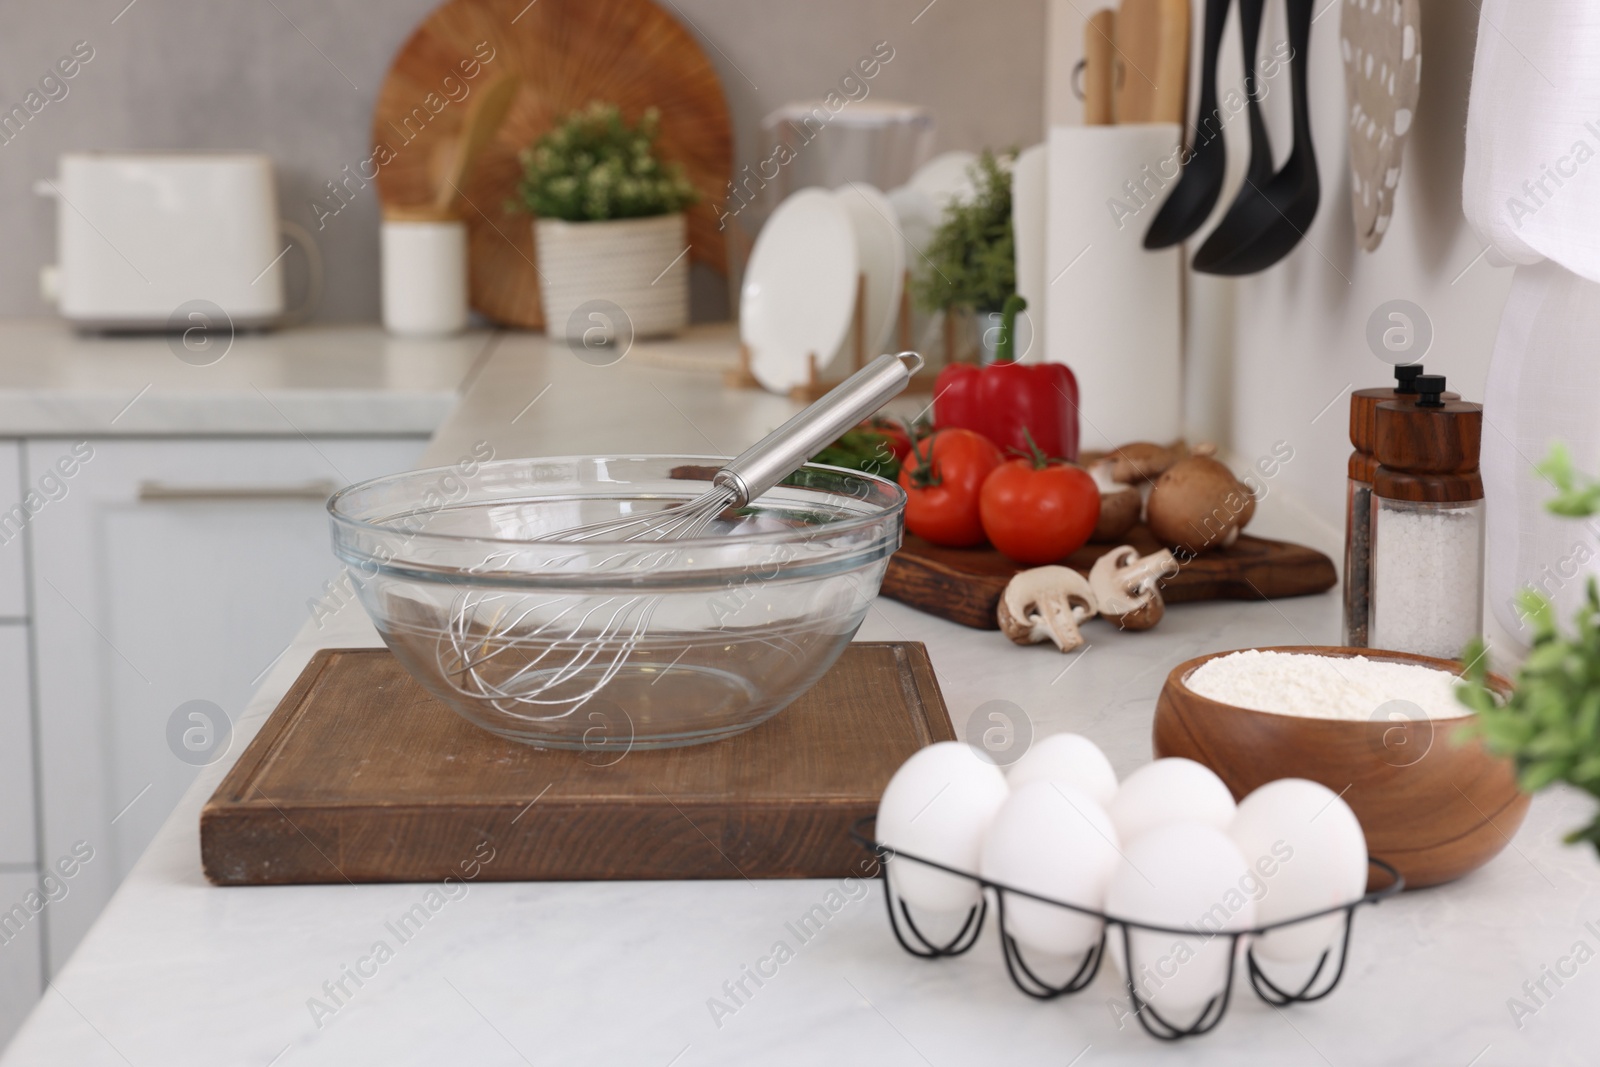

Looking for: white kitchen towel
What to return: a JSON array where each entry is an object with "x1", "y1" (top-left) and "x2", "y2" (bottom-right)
[
  {"x1": 1462, "y1": 0, "x2": 1600, "y2": 281},
  {"x1": 1466, "y1": 2, "x2": 1600, "y2": 649},
  {"x1": 1483, "y1": 261, "x2": 1600, "y2": 649}
]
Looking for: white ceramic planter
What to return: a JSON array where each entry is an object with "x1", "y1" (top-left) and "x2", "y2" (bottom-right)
[{"x1": 535, "y1": 213, "x2": 689, "y2": 341}]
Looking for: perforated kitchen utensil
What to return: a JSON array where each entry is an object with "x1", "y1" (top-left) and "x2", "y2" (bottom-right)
[{"x1": 1343, "y1": 0, "x2": 1421, "y2": 251}]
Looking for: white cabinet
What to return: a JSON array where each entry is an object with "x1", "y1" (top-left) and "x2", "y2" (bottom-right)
[
  {"x1": 0, "y1": 871, "x2": 44, "y2": 1049},
  {"x1": 29, "y1": 436, "x2": 424, "y2": 974},
  {"x1": 0, "y1": 443, "x2": 26, "y2": 618},
  {"x1": 0, "y1": 626, "x2": 34, "y2": 867}
]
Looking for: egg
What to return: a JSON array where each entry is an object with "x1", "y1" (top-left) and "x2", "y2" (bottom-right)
[
  {"x1": 979, "y1": 782, "x2": 1120, "y2": 957},
  {"x1": 876, "y1": 741, "x2": 1009, "y2": 913},
  {"x1": 1228, "y1": 778, "x2": 1368, "y2": 963},
  {"x1": 1105, "y1": 822, "x2": 1256, "y2": 1019},
  {"x1": 1005, "y1": 733, "x2": 1118, "y2": 805},
  {"x1": 1108, "y1": 758, "x2": 1236, "y2": 845}
]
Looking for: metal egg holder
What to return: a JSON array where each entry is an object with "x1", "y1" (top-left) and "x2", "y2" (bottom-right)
[{"x1": 849, "y1": 817, "x2": 1404, "y2": 1042}]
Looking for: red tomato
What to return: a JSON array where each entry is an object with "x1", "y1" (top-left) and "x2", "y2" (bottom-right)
[
  {"x1": 979, "y1": 458, "x2": 1101, "y2": 564},
  {"x1": 898, "y1": 429, "x2": 1004, "y2": 547},
  {"x1": 859, "y1": 417, "x2": 912, "y2": 462}
]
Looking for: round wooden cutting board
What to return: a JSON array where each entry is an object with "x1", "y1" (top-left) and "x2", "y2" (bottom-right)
[{"x1": 372, "y1": 0, "x2": 732, "y2": 329}]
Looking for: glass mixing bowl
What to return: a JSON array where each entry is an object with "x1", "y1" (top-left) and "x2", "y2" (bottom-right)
[{"x1": 328, "y1": 455, "x2": 905, "y2": 750}]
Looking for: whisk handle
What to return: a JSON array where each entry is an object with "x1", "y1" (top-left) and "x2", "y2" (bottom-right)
[{"x1": 714, "y1": 351, "x2": 924, "y2": 506}]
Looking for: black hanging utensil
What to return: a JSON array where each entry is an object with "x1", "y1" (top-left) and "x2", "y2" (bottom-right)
[
  {"x1": 1143, "y1": 0, "x2": 1234, "y2": 249},
  {"x1": 1193, "y1": 0, "x2": 1320, "y2": 274},
  {"x1": 1189, "y1": 0, "x2": 1277, "y2": 269}
]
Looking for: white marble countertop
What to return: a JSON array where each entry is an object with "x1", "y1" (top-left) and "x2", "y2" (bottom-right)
[
  {"x1": 5, "y1": 331, "x2": 1599, "y2": 1066},
  {"x1": 0, "y1": 321, "x2": 494, "y2": 436}
]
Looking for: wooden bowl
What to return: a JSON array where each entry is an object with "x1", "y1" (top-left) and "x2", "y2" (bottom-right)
[{"x1": 1153, "y1": 645, "x2": 1526, "y2": 890}]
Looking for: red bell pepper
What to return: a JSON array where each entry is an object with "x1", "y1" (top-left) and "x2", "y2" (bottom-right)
[{"x1": 932, "y1": 296, "x2": 1080, "y2": 461}]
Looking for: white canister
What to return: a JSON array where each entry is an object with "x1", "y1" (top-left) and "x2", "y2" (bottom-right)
[{"x1": 381, "y1": 214, "x2": 468, "y2": 337}]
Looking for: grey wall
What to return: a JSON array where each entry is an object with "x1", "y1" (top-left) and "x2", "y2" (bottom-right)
[{"x1": 0, "y1": 0, "x2": 1046, "y2": 323}]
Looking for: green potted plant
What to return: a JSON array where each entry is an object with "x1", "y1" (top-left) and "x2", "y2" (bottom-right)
[
  {"x1": 514, "y1": 103, "x2": 699, "y2": 342},
  {"x1": 1459, "y1": 444, "x2": 1600, "y2": 853},
  {"x1": 913, "y1": 150, "x2": 1021, "y2": 362}
]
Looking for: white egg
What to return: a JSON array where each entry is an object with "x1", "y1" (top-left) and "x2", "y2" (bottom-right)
[
  {"x1": 1006, "y1": 733, "x2": 1118, "y2": 805},
  {"x1": 1105, "y1": 823, "x2": 1256, "y2": 1019},
  {"x1": 1108, "y1": 758, "x2": 1236, "y2": 845},
  {"x1": 1228, "y1": 778, "x2": 1368, "y2": 963},
  {"x1": 979, "y1": 782, "x2": 1120, "y2": 957},
  {"x1": 876, "y1": 741, "x2": 1009, "y2": 913}
]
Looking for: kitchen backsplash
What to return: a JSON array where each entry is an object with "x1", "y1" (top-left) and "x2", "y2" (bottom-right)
[{"x1": 0, "y1": 0, "x2": 1046, "y2": 323}]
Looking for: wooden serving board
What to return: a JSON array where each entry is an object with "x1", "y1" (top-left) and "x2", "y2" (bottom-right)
[
  {"x1": 882, "y1": 525, "x2": 1337, "y2": 630},
  {"x1": 201, "y1": 643, "x2": 952, "y2": 886},
  {"x1": 372, "y1": 0, "x2": 732, "y2": 329}
]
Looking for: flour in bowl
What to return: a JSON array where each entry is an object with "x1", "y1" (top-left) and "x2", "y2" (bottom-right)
[{"x1": 1185, "y1": 650, "x2": 1468, "y2": 720}]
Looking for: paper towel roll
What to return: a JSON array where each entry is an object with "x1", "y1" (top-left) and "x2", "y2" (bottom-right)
[
  {"x1": 1012, "y1": 143, "x2": 1049, "y2": 362},
  {"x1": 1045, "y1": 124, "x2": 1184, "y2": 450}
]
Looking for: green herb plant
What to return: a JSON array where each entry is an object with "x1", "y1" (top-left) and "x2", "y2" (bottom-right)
[
  {"x1": 913, "y1": 149, "x2": 1016, "y2": 315},
  {"x1": 1458, "y1": 443, "x2": 1600, "y2": 852},
  {"x1": 513, "y1": 103, "x2": 698, "y2": 222},
  {"x1": 811, "y1": 428, "x2": 904, "y2": 483}
]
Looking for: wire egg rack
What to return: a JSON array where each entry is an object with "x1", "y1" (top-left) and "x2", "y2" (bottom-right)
[{"x1": 849, "y1": 816, "x2": 1404, "y2": 1042}]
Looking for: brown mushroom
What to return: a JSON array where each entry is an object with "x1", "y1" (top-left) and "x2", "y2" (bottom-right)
[
  {"x1": 1145, "y1": 455, "x2": 1257, "y2": 555},
  {"x1": 1088, "y1": 462, "x2": 1142, "y2": 542},
  {"x1": 998, "y1": 567, "x2": 1098, "y2": 653},
  {"x1": 1088, "y1": 546, "x2": 1177, "y2": 630},
  {"x1": 1236, "y1": 485, "x2": 1258, "y2": 529},
  {"x1": 1101, "y1": 440, "x2": 1193, "y2": 486}
]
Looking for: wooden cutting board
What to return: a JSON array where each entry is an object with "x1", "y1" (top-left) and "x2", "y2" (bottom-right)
[
  {"x1": 1083, "y1": 9, "x2": 1119, "y2": 126},
  {"x1": 882, "y1": 525, "x2": 1337, "y2": 630},
  {"x1": 1114, "y1": 0, "x2": 1191, "y2": 124},
  {"x1": 201, "y1": 643, "x2": 952, "y2": 886},
  {"x1": 372, "y1": 0, "x2": 732, "y2": 329}
]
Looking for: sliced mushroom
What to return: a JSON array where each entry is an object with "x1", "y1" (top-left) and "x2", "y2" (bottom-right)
[
  {"x1": 998, "y1": 566, "x2": 1099, "y2": 652},
  {"x1": 1088, "y1": 546, "x2": 1177, "y2": 631},
  {"x1": 1088, "y1": 462, "x2": 1142, "y2": 542}
]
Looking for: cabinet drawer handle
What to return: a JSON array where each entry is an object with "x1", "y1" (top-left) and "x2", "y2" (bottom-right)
[{"x1": 136, "y1": 480, "x2": 339, "y2": 503}]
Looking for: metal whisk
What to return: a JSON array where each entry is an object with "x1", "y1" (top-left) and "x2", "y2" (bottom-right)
[{"x1": 437, "y1": 351, "x2": 924, "y2": 721}]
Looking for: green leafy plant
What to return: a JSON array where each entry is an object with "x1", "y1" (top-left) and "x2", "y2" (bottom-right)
[
  {"x1": 913, "y1": 149, "x2": 1015, "y2": 315},
  {"x1": 512, "y1": 103, "x2": 698, "y2": 222},
  {"x1": 811, "y1": 428, "x2": 903, "y2": 482},
  {"x1": 1458, "y1": 443, "x2": 1600, "y2": 852},
  {"x1": 1541, "y1": 441, "x2": 1600, "y2": 517}
]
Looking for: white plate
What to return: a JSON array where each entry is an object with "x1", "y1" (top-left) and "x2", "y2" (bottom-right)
[
  {"x1": 886, "y1": 184, "x2": 937, "y2": 265},
  {"x1": 907, "y1": 150, "x2": 978, "y2": 210},
  {"x1": 740, "y1": 188, "x2": 858, "y2": 394},
  {"x1": 832, "y1": 182, "x2": 906, "y2": 363}
]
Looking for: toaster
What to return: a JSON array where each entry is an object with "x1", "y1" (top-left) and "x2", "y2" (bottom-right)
[{"x1": 36, "y1": 153, "x2": 290, "y2": 330}]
